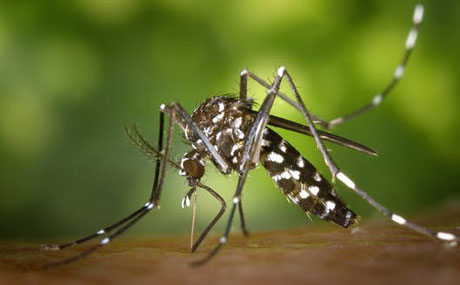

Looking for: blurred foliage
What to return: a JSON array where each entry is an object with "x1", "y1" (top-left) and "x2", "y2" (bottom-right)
[{"x1": 0, "y1": 0, "x2": 459, "y2": 239}]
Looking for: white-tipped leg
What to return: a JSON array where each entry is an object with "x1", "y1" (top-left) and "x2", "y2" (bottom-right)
[
  {"x1": 307, "y1": 3, "x2": 425, "y2": 130},
  {"x1": 372, "y1": 94, "x2": 384, "y2": 106},
  {"x1": 181, "y1": 196, "x2": 191, "y2": 208},
  {"x1": 42, "y1": 244, "x2": 60, "y2": 251},
  {"x1": 181, "y1": 190, "x2": 194, "y2": 209},
  {"x1": 394, "y1": 65, "x2": 405, "y2": 80},
  {"x1": 437, "y1": 232, "x2": 456, "y2": 241},
  {"x1": 337, "y1": 172, "x2": 356, "y2": 189},
  {"x1": 277, "y1": 66, "x2": 286, "y2": 77},
  {"x1": 337, "y1": 171, "x2": 458, "y2": 244},
  {"x1": 100, "y1": 237, "x2": 110, "y2": 245},
  {"x1": 239, "y1": 69, "x2": 249, "y2": 100},
  {"x1": 405, "y1": 28, "x2": 418, "y2": 50},
  {"x1": 391, "y1": 214, "x2": 407, "y2": 225},
  {"x1": 413, "y1": 4, "x2": 424, "y2": 24}
]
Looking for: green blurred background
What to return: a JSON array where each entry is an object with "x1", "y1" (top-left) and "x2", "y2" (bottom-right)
[{"x1": 0, "y1": 0, "x2": 459, "y2": 240}]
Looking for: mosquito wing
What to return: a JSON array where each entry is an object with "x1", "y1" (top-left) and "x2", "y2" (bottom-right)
[{"x1": 247, "y1": 110, "x2": 377, "y2": 156}]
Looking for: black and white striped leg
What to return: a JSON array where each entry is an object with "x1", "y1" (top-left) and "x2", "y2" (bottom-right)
[
  {"x1": 43, "y1": 111, "x2": 166, "y2": 254},
  {"x1": 241, "y1": 70, "x2": 377, "y2": 156},
  {"x1": 318, "y1": 4, "x2": 424, "y2": 129},
  {"x1": 42, "y1": 204, "x2": 150, "y2": 252},
  {"x1": 279, "y1": 67, "x2": 457, "y2": 245},
  {"x1": 240, "y1": 4, "x2": 424, "y2": 131},
  {"x1": 43, "y1": 108, "x2": 175, "y2": 269},
  {"x1": 335, "y1": 172, "x2": 458, "y2": 245},
  {"x1": 192, "y1": 68, "x2": 287, "y2": 266},
  {"x1": 43, "y1": 203, "x2": 155, "y2": 269}
]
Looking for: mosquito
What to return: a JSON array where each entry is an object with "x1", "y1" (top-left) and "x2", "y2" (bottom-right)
[{"x1": 43, "y1": 4, "x2": 458, "y2": 268}]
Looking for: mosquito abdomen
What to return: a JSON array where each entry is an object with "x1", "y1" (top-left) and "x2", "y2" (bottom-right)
[{"x1": 259, "y1": 128, "x2": 358, "y2": 228}]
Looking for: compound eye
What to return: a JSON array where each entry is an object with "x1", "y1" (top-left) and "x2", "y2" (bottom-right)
[{"x1": 183, "y1": 159, "x2": 205, "y2": 179}]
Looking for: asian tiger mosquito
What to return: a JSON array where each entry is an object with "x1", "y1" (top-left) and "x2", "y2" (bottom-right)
[{"x1": 43, "y1": 4, "x2": 459, "y2": 269}]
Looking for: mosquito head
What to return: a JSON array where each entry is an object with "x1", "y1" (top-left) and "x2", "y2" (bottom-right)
[
  {"x1": 183, "y1": 159, "x2": 205, "y2": 180},
  {"x1": 179, "y1": 150, "x2": 206, "y2": 186}
]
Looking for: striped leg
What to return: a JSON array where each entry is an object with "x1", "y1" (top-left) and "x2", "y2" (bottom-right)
[
  {"x1": 275, "y1": 4, "x2": 456, "y2": 245},
  {"x1": 43, "y1": 205, "x2": 154, "y2": 269},
  {"x1": 320, "y1": 4, "x2": 425, "y2": 129},
  {"x1": 336, "y1": 172, "x2": 458, "y2": 244},
  {"x1": 43, "y1": 112, "x2": 167, "y2": 253},
  {"x1": 240, "y1": 4, "x2": 425, "y2": 131},
  {"x1": 42, "y1": 204, "x2": 150, "y2": 252},
  {"x1": 278, "y1": 67, "x2": 459, "y2": 245},
  {"x1": 43, "y1": 107, "x2": 175, "y2": 269}
]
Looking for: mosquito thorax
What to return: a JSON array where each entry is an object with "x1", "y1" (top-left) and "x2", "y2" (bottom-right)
[{"x1": 182, "y1": 96, "x2": 255, "y2": 176}]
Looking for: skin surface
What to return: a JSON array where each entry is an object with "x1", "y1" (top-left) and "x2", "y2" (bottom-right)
[{"x1": 1, "y1": 202, "x2": 459, "y2": 285}]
